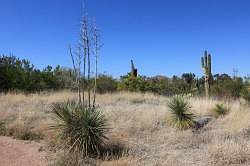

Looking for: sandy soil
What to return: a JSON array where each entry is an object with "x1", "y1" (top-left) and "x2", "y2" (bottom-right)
[{"x1": 0, "y1": 136, "x2": 47, "y2": 166}]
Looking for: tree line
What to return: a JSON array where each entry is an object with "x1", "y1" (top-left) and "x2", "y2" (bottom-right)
[
  {"x1": 0, "y1": 55, "x2": 250, "y2": 100},
  {"x1": 0, "y1": 55, "x2": 75, "y2": 92}
]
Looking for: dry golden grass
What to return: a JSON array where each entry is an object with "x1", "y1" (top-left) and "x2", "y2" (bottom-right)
[{"x1": 1, "y1": 91, "x2": 250, "y2": 166}]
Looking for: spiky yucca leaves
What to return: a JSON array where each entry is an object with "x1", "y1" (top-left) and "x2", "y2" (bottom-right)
[
  {"x1": 167, "y1": 96, "x2": 195, "y2": 129},
  {"x1": 213, "y1": 103, "x2": 229, "y2": 117},
  {"x1": 51, "y1": 100, "x2": 108, "y2": 156}
]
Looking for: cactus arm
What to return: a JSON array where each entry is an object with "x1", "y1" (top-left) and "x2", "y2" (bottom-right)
[
  {"x1": 201, "y1": 57, "x2": 204, "y2": 68},
  {"x1": 208, "y1": 54, "x2": 211, "y2": 74}
]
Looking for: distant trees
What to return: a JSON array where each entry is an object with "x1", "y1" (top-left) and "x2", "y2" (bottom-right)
[
  {"x1": 0, "y1": 55, "x2": 75, "y2": 92},
  {"x1": 117, "y1": 74, "x2": 148, "y2": 92},
  {"x1": 211, "y1": 74, "x2": 244, "y2": 99},
  {"x1": 94, "y1": 74, "x2": 117, "y2": 94},
  {"x1": 181, "y1": 73, "x2": 196, "y2": 93},
  {"x1": 1, "y1": 54, "x2": 249, "y2": 101}
]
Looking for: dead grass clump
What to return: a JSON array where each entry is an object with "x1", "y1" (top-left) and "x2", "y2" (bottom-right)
[
  {"x1": 51, "y1": 151, "x2": 85, "y2": 166},
  {"x1": 6, "y1": 122, "x2": 44, "y2": 140},
  {"x1": 130, "y1": 98, "x2": 146, "y2": 104},
  {"x1": 51, "y1": 141, "x2": 131, "y2": 166},
  {"x1": 0, "y1": 111, "x2": 45, "y2": 140},
  {"x1": 51, "y1": 151, "x2": 136, "y2": 166},
  {"x1": 208, "y1": 138, "x2": 250, "y2": 165}
]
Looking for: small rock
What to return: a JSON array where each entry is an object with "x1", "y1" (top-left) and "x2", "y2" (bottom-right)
[{"x1": 193, "y1": 116, "x2": 214, "y2": 131}]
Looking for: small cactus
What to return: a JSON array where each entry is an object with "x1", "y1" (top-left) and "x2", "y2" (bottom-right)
[{"x1": 201, "y1": 51, "x2": 212, "y2": 97}]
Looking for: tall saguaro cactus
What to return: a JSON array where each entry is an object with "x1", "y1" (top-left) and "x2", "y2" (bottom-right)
[
  {"x1": 201, "y1": 51, "x2": 212, "y2": 97},
  {"x1": 130, "y1": 60, "x2": 138, "y2": 77}
]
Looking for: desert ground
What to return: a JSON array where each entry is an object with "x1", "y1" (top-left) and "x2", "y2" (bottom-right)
[{"x1": 0, "y1": 91, "x2": 250, "y2": 166}]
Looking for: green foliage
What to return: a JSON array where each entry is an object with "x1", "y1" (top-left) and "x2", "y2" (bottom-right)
[
  {"x1": 1, "y1": 55, "x2": 248, "y2": 100},
  {"x1": 211, "y1": 74, "x2": 244, "y2": 98},
  {"x1": 117, "y1": 74, "x2": 149, "y2": 92},
  {"x1": 213, "y1": 103, "x2": 229, "y2": 117},
  {"x1": 182, "y1": 73, "x2": 196, "y2": 92},
  {"x1": 167, "y1": 96, "x2": 195, "y2": 129},
  {"x1": 0, "y1": 121, "x2": 7, "y2": 136},
  {"x1": 95, "y1": 74, "x2": 117, "y2": 94},
  {"x1": 240, "y1": 88, "x2": 250, "y2": 103},
  {"x1": 51, "y1": 101, "x2": 108, "y2": 156},
  {"x1": 0, "y1": 55, "x2": 75, "y2": 92}
]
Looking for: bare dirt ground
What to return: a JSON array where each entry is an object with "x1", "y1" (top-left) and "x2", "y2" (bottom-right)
[{"x1": 0, "y1": 136, "x2": 47, "y2": 166}]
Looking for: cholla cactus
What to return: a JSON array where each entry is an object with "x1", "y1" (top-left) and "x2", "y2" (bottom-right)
[
  {"x1": 130, "y1": 60, "x2": 137, "y2": 77},
  {"x1": 201, "y1": 51, "x2": 212, "y2": 97}
]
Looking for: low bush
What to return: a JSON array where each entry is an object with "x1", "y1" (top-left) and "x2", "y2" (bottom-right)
[
  {"x1": 241, "y1": 88, "x2": 250, "y2": 103},
  {"x1": 212, "y1": 103, "x2": 230, "y2": 117},
  {"x1": 7, "y1": 123, "x2": 44, "y2": 140},
  {"x1": 51, "y1": 100, "x2": 108, "y2": 156},
  {"x1": 0, "y1": 120, "x2": 43, "y2": 140},
  {"x1": 167, "y1": 96, "x2": 195, "y2": 129},
  {"x1": 0, "y1": 121, "x2": 7, "y2": 135}
]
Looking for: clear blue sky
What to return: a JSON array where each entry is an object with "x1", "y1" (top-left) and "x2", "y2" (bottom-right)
[{"x1": 0, "y1": 0, "x2": 249, "y2": 77}]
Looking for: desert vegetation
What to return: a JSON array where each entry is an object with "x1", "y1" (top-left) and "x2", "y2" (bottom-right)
[
  {"x1": 1, "y1": 1, "x2": 250, "y2": 166},
  {"x1": 0, "y1": 92, "x2": 250, "y2": 165},
  {"x1": 1, "y1": 54, "x2": 250, "y2": 98}
]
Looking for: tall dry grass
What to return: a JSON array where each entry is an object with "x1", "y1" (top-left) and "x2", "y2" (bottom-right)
[{"x1": 0, "y1": 91, "x2": 250, "y2": 165}]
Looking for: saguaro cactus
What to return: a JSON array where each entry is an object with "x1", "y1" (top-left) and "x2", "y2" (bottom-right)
[
  {"x1": 130, "y1": 60, "x2": 138, "y2": 77},
  {"x1": 201, "y1": 51, "x2": 212, "y2": 97}
]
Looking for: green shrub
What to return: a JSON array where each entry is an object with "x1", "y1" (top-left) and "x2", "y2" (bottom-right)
[
  {"x1": 241, "y1": 88, "x2": 250, "y2": 103},
  {"x1": 117, "y1": 75, "x2": 149, "y2": 92},
  {"x1": 0, "y1": 121, "x2": 43, "y2": 140},
  {"x1": 0, "y1": 121, "x2": 7, "y2": 135},
  {"x1": 211, "y1": 75, "x2": 244, "y2": 99},
  {"x1": 53, "y1": 151, "x2": 84, "y2": 166},
  {"x1": 213, "y1": 103, "x2": 229, "y2": 117},
  {"x1": 51, "y1": 101, "x2": 108, "y2": 156},
  {"x1": 167, "y1": 96, "x2": 195, "y2": 129},
  {"x1": 95, "y1": 74, "x2": 118, "y2": 93}
]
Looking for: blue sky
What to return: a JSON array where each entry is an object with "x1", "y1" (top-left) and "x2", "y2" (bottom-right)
[{"x1": 0, "y1": 0, "x2": 250, "y2": 77}]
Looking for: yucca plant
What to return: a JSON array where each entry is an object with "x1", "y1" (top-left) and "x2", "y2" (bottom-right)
[
  {"x1": 167, "y1": 96, "x2": 195, "y2": 129},
  {"x1": 213, "y1": 103, "x2": 229, "y2": 117},
  {"x1": 51, "y1": 100, "x2": 108, "y2": 156}
]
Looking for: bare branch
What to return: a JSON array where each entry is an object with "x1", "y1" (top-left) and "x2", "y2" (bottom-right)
[{"x1": 69, "y1": 46, "x2": 77, "y2": 80}]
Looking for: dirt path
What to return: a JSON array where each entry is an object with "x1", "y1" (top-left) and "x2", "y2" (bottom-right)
[{"x1": 0, "y1": 136, "x2": 47, "y2": 166}]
